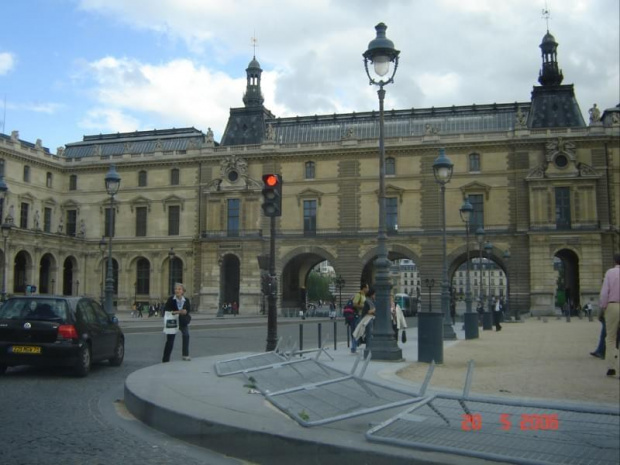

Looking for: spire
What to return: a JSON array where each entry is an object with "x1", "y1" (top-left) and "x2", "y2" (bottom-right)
[
  {"x1": 243, "y1": 54, "x2": 264, "y2": 107},
  {"x1": 538, "y1": 6, "x2": 563, "y2": 86}
]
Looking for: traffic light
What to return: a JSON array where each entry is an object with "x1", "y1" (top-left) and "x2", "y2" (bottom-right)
[{"x1": 261, "y1": 174, "x2": 282, "y2": 217}]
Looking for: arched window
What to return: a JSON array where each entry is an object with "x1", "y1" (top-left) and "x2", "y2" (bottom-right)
[
  {"x1": 169, "y1": 257, "x2": 183, "y2": 295},
  {"x1": 138, "y1": 170, "x2": 147, "y2": 187},
  {"x1": 170, "y1": 168, "x2": 180, "y2": 186},
  {"x1": 386, "y1": 157, "x2": 396, "y2": 175},
  {"x1": 136, "y1": 258, "x2": 150, "y2": 294},
  {"x1": 305, "y1": 161, "x2": 315, "y2": 180}
]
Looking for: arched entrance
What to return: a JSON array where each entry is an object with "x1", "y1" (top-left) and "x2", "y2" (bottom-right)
[
  {"x1": 62, "y1": 256, "x2": 78, "y2": 295},
  {"x1": 554, "y1": 249, "x2": 580, "y2": 313},
  {"x1": 13, "y1": 251, "x2": 32, "y2": 294},
  {"x1": 220, "y1": 254, "x2": 240, "y2": 311},
  {"x1": 39, "y1": 253, "x2": 55, "y2": 294},
  {"x1": 280, "y1": 251, "x2": 334, "y2": 313}
]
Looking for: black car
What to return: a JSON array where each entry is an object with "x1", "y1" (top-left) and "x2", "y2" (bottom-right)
[{"x1": 0, "y1": 296, "x2": 124, "y2": 377}]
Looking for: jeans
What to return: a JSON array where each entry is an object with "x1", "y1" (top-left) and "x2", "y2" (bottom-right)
[
  {"x1": 162, "y1": 325, "x2": 190, "y2": 362},
  {"x1": 349, "y1": 316, "x2": 360, "y2": 352},
  {"x1": 594, "y1": 320, "x2": 606, "y2": 356}
]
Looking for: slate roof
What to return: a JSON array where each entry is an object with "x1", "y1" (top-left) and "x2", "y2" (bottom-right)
[{"x1": 63, "y1": 127, "x2": 207, "y2": 158}]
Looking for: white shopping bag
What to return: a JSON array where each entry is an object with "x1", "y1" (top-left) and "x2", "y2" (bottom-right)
[{"x1": 163, "y1": 311, "x2": 179, "y2": 335}]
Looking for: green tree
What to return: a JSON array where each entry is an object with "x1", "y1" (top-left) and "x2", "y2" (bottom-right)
[{"x1": 306, "y1": 272, "x2": 332, "y2": 302}]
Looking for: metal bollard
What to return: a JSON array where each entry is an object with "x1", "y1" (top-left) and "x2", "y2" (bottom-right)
[
  {"x1": 318, "y1": 323, "x2": 322, "y2": 349},
  {"x1": 333, "y1": 320, "x2": 337, "y2": 351},
  {"x1": 299, "y1": 324, "x2": 303, "y2": 354}
]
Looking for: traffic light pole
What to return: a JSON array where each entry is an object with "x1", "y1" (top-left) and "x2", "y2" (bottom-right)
[{"x1": 266, "y1": 215, "x2": 278, "y2": 352}]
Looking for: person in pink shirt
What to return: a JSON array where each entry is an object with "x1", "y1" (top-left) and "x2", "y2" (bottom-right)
[{"x1": 599, "y1": 253, "x2": 620, "y2": 377}]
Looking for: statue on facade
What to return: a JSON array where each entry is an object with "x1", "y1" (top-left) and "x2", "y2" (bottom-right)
[
  {"x1": 57, "y1": 146, "x2": 65, "y2": 157},
  {"x1": 206, "y1": 127, "x2": 214, "y2": 144},
  {"x1": 79, "y1": 219, "x2": 86, "y2": 237},
  {"x1": 515, "y1": 107, "x2": 527, "y2": 128},
  {"x1": 57, "y1": 217, "x2": 63, "y2": 234},
  {"x1": 265, "y1": 123, "x2": 276, "y2": 142},
  {"x1": 34, "y1": 210, "x2": 40, "y2": 230},
  {"x1": 588, "y1": 104, "x2": 601, "y2": 124},
  {"x1": 10, "y1": 130, "x2": 19, "y2": 142}
]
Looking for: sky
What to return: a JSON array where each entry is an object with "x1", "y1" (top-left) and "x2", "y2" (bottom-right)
[{"x1": 0, "y1": 0, "x2": 618, "y2": 153}]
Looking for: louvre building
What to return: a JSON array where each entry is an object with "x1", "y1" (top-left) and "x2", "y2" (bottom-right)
[{"x1": 0, "y1": 29, "x2": 618, "y2": 316}]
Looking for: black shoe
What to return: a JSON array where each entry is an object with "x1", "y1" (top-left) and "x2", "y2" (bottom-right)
[
  {"x1": 606, "y1": 369, "x2": 616, "y2": 377},
  {"x1": 590, "y1": 352, "x2": 603, "y2": 359}
]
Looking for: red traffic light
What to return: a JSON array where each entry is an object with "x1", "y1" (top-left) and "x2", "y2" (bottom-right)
[{"x1": 264, "y1": 174, "x2": 279, "y2": 187}]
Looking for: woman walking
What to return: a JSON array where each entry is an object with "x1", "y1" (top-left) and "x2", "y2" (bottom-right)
[{"x1": 162, "y1": 282, "x2": 192, "y2": 362}]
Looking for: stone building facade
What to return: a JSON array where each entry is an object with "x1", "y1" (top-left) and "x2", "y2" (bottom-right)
[{"x1": 0, "y1": 30, "x2": 618, "y2": 315}]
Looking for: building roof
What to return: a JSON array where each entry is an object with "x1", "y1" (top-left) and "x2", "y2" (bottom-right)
[{"x1": 63, "y1": 127, "x2": 207, "y2": 158}]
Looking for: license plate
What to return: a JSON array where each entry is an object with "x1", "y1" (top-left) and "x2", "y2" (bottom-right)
[{"x1": 11, "y1": 346, "x2": 42, "y2": 355}]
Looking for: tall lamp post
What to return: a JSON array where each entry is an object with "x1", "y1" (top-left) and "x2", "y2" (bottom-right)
[
  {"x1": 334, "y1": 275, "x2": 345, "y2": 312},
  {"x1": 98, "y1": 236, "x2": 106, "y2": 304},
  {"x1": 460, "y1": 197, "x2": 478, "y2": 339},
  {"x1": 363, "y1": 22, "x2": 402, "y2": 360},
  {"x1": 503, "y1": 250, "x2": 513, "y2": 321},
  {"x1": 168, "y1": 247, "x2": 175, "y2": 296},
  {"x1": 432, "y1": 148, "x2": 456, "y2": 340},
  {"x1": 0, "y1": 174, "x2": 12, "y2": 302},
  {"x1": 104, "y1": 165, "x2": 121, "y2": 316},
  {"x1": 476, "y1": 228, "x2": 492, "y2": 330},
  {"x1": 485, "y1": 241, "x2": 494, "y2": 321}
]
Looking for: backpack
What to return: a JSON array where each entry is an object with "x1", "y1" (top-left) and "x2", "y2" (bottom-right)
[{"x1": 343, "y1": 298, "x2": 355, "y2": 324}]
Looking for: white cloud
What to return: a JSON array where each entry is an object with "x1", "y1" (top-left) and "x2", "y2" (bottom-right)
[
  {"x1": 7, "y1": 101, "x2": 62, "y2": 114},
  {"x1": 0, "y1": 52, "x2": 15, "y2": 75},
  {"x1": 74, "y1": 0, "x2": 619, "y2": 133},
  {"x1": 82, "y1": 56, "x2": 247, "y2": 137}
]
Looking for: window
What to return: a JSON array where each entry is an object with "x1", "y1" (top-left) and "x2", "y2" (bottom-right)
[
  {"x1": 469, "y1": 153, "x2": 481, "y2": 172},
  {"x1": 170, "y1": 168, "x2": 180, "y2": 186},
  {"x1": 136, "y1": 206, "x2": 147, "y2": 237},
  {"x1": 386, "y1": 157, "x2": 396, "y2": 175},
  {"x1": 104, "y1": 207, "x2": 115, "y2": 238},
  {"x1": 469, "y1": 194, "x2": 484, "y2": 232},
  {"x1": 69, "y1": 175, "x2": 77, "y2": 191},
  {"x1": 168, "y1": 206, "x2": 180, "y2": 236},
  {"x1": 227, "y1": 199, "x2": 240, "y2": 237},
  {"x1": 138, "y1": 170, "x2": 147, "y2": 187},
  {"x1": 20, "y1": 203, "x2": 29, "y2": 229},
  {"x1": 66, "y1": 210, "x2": 77, "y2": 236},
  {"x1": 136, "y1": 258, "x2": 150, "y2": 295},
  {"x1": 305, "y1": 161, "x2": 315, "y2": 180},
  {"x1": 23, "y1": 166, "x2": 31, "y2": 182},
  {"x1": 386, "y1": 197, "x2": 398, "y2": 232},
  {"x1": 44, "y1": 208, "x2": 52, "y2": 233},
  {"x1": 555, "y1": 187, "x2": 571, "y2": 230},
  {"x1": 46, "y1": 172, "x2": 53, "y2": 188},
  {"x1": 303, "y1": 200, "x2": 317, "y2": 235}
]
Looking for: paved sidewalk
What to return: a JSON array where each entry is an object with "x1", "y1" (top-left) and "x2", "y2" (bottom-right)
[{"x1": 123, "y1": 316, "x2": 619, "y2": 465}]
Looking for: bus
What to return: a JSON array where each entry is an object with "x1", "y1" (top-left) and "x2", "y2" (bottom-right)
[{"x1": 394, "y1": 293, "x2": 418, "y2": 317}]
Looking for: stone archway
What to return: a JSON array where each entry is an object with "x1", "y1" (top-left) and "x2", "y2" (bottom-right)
[{"x1": 554, "y1": 249, "x2": 580, "y2": 313}]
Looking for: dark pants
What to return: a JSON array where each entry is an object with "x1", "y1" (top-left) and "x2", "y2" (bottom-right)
[
  {"x1": 594, "y1": 320, "x2": 606, "y2": 357},
  {"x1": 162, "y1": 325, "x2": 190, "y2": 362},
  {"x1": 493, "y1": 311, "x2": 502, "y2": 330}
]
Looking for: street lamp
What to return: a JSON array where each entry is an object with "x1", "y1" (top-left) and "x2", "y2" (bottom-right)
[
  {"x1": 0, "y1": 175, "x2": 12, "y2": 302},
  {"x1": 104, "y1": 164, "x2": 121, "y2": 316},
  {"x1": 75, "y1": 280, "x2": 80, "y2": 296},
  {"x1": 51, "y1": 279, "x2": 55, "y2": 295},
  {"x1": 432, "y1": 148, "x2": 456, "y2": 340},
  {"x1": 485, "y1": 241, "x2": 494, "y2": 323},
  {"x1": 503, "y1": 250, "x2": 515, "y2": 321},
  {"x1": 168, "y1": 247, "x2": 175, "y2": 297},
  {"x1": 334, "y1": 275, "x2": 345, "y2": 312},
  {"x1": 363, "y1": 22, "x2": 402, "y2": 360},
  {"x1": 98, "y1": 236, "x2": 106, "y2": 304},
  {"x1": 460, "y1": 197, "x2": 478, "y2": 339},
  {"x1": 476, "y1": 227, "x2": 492, "y2": 329}
]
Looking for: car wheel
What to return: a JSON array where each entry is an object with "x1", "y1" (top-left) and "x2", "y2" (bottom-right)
[
  {"x1": 0, "y1": 364, "x2": 7, "y2": 375},
  {"x1": 74, "y1": 344, "x2": 91, "y2": 377},
  {"x1": 109, "y1": 338, "x2": 124, "y2": 366}
]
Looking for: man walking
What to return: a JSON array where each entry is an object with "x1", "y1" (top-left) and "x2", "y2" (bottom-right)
[{"x1": 599, "y1": 253, "x2": 620, "y2": 377}]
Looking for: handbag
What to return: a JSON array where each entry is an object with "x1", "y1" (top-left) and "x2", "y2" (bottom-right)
[{"x1": 401, "y1": 330, "x2": 407, "y2": 344}]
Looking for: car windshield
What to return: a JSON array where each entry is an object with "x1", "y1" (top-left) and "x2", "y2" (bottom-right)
[{"x1": 0, "y1": 298, "x2": 70, "y2": 322}]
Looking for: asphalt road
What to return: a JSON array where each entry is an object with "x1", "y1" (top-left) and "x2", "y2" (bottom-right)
[{"x1": 0, "y1": 318, "x2": 348, "y2": 465}]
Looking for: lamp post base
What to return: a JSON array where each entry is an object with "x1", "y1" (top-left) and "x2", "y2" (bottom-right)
[
  {"x1": 464, "y1": 312, "x2": 479, "y2": 339},
  {"x1": 482, "y1": 312, "x2": 493, "y2": 330},
  {"x1": 368, "y1": 333, "x2": 403, "y2": 361}
]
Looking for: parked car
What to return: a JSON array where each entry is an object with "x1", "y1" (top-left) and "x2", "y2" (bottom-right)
[{"x1": 0, "y1": 296, "x2": 124, "y2": 377}]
